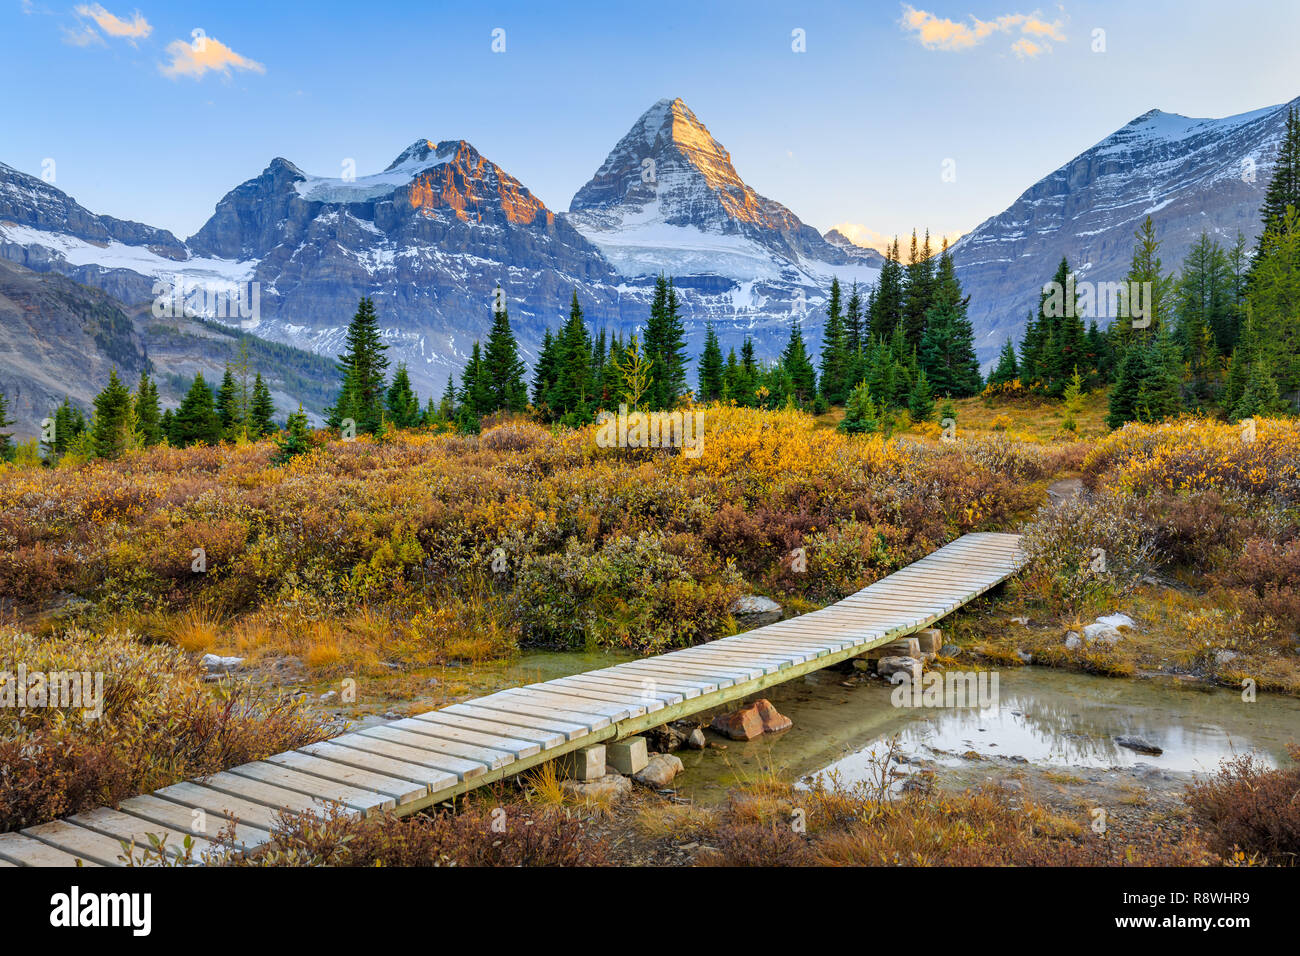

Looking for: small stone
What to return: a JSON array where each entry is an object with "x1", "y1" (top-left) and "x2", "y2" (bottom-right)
[
  {"x1": 1082, "y1": 622, "x2": 1122, "y2": 645},
  {"x1": 686, "y1": 728, "x2": 706, "y2": 750},
  {"x1": 939, "y1": 644, "x2": 962, "y2": 658},
  {"x1": 319, "y1": 690, "x2": 338, "y2": 703},
  {"x1": 731, "y1": 595, "x2": 782, "y2": 619},
  {"x1": 633, "y1": 753, "x2": 684, "y2": 789},
  {"x1": 200, "y1": 654, "x2": 244, "y2": 673},
  {"x1": 876, "y1": 656, "x2": 922, "y2": 681},
  {"x1": 1115, "y1": 735, "x2": 1163, "y2": 755},
  {"x1": 1064, "y1": 631, "x2": 1082, "y2": 650},
  {"x1": 1213, "y1": 649, "x2": 1239, "y2": 665},
  {"x1": 561, "y1": 773, "x2": 633, "y2": 802},
  {"x1": 1010, "y1": 616, "x2": 1029, "y2": 626},
  {"x1": 1015, "y1": 650, "x2": 1032, "y2": 664}
]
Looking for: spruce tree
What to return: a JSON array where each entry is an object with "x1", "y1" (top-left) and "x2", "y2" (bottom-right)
[
  {"x1": 216, "y1": 366, "x2": 240, "y2": 437},
  {"x1": 385, "y1": 363, "x2": 421, "y2": 428},
  {"x1": 549, "y1": 292, "x2": 594, "y2": 422},
  {"x1": 900, "y1": 230, "x2": 936, "y2": 349},
  {"x1": 332, "y1": 296, "x2": 389, "y2": 434},
  {"x1": 134, "y1": 371, "x2": 162, "y2": 446},
  {"x1": 482, "y1": 297, "x2": 528, "y2": 412},
  {"x1": 532, "y1": 330, "x2": 557, "y2": 411},
  {"x1": 250, "y1": 373, "x2": 276, "y2": 436},
  {"x1": 1232, "y1": 358, "x2": 1287, "y2": 420},
  {"x1": 988, "y1": 339, "x2": 1019, "y2": 387},
  {"x1": 273, "y1": 404, "x2": 312, "y2": 463},
  {"x1": 907, "y1": 366, "x2": 935, "y2": 422},
  {"x1": 643, "y1": 275, "x2": 688, "y2": 409},
  {"x1": 698, "y1": 323, "x2": 725, "y2": 402},
  {"x1": 91, "y1": 369, "x2": 133, "y2": 459},
  {"x1": 839, "y1": 382, "x2": 879, "y2": 434},
  {"x1": 1250, "y1": 105, "x2": 1300, "y2": 272},
  {"x1": 869, "y1": 237, "x2": 906, "y2": 340},
  {"x1": 0, "y1": 390, "x2": 13, "y2": 461},
  {"x1": 781, "y1": 318, "x2": 817, "y2": 404},
  {"x1": 172, "y1": 372, "x2": 222, "y2": 447},
  {"x1": 819, "y1": 278, "x2": 850, "y2": 404}
]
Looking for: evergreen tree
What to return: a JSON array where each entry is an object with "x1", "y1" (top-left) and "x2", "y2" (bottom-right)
[
  {"x1": 273, "y1": 404, "x2": 313, "y2": 463},
  {"x1": 172, "y1": 372, "x2": 222, "y2": 447},
  {"x1": 839, "y1": 382, "x2": 879, "y2": 434},
  {"x1": 919, "y1": 248, "x2": 982, "y2": 396},
  {"x1": 781, "y1": 318, "x2": 817, "y2": 404},
  {"x1": 48, "y1": 398, "x2": 87, "y2": 458},
  {"x1": 1250, "y1": 105, "x2": 1300, "y2": 274},
  {"x1": 988, "y1": 339, "x2": 1019, "y2": 387},
  {"x1": 133, "y1": 371, "x2": 162, "y2": 446},
  {"x1": 250, "y1": 373, "x2": 276, "y2": 436},
  {"x1": 869, "y1": 238, "x2": 905, "y2": 340},
  {"x1": 698, "y1": 323, "x2": 725, "y2": 402},
  {"x1": 544, "y1": 292, "x2": 595, "y2": 423},
  {"x1": 385, "y1": 363, "x2": 421, "y2": 428},
  {"x1": 1232, "y1": 357, "x2": 1287, "y2": 420},
  {"x1": 91, "y1": 369, "x2": 133, "y2": 459},
  {"x1": 642, "y1": 275, "x2": 688, "y2": 409},
  {"x1": 532, "y1": 330, "x2": 557, "y2": 410},
  {"x1": 160, "y1": 408, "x2": 175, "y2": 444},
  {"x1": 819, "y1": 278, "x2": 850, "y2": 404},
  {"x1": 900, "y1": 230, "x2": 936, "y2": 348},
  {"x1": 331, "y1": 296, "x2": 389, "y2": 434},
  {"x1": 1245, "y1": 206, "x2": 1300, "y2": 393},
  {"x1": 482, "y1": 297, "x2": 529, "y2": 412},
  {"x1": 439, "y1": 373, "x2": 456, "y2": 421},
  {"x1": 907, "y1": 366, "x2": 935, "y2": 422},
  {"x1": 1106, "y1": 345, "x2": 1148, "y2": 429},
  {"x1": 216, "y1": 366, "x2": 240, "y2": 437},
  {"x1": 0, "y1": 390, "x2": 13, "y2": 461}
]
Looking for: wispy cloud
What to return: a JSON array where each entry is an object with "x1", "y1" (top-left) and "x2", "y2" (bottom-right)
[
  {"x1": 159, "y1": 35, "x2": 265, "y2": 80},
  {"x1": 73, "y1": 3, "x2": 151, "y2": 42},
  {"x1": 60, "y1": 22, "x2": 104, "y2": 46},
  {"x1": 899, "y1": 4, "x2": 1066, "y2": 58}
]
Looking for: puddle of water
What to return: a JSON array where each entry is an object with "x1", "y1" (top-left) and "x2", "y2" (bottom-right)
[{"x1": 671, "y1": 667, "x2": 1300, "y2": 804}]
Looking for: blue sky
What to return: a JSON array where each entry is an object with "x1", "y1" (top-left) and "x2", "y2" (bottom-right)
[{"x1": 4, "y1": 0, "x2": 1298, "y2": 246}]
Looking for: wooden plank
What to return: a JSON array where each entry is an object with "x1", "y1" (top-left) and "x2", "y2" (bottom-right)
[
  {"x1": 153, "y1": 781, "x2": 311, "y2": 833},
  {"x1": 202, "y1": 770, "x2": 358, "y2": 817},
  {"x1": 264, "y1": 750, "x2": 429, "y2": 805},
  {"x1": 616, "y1": 657, "x2": 765, "y2": 681},
  {"x1": 299, "y1": 741, "x2": 458, "y2": 792},
  {"x1": 21, "y1": 821, "x2": 131, "y2": 867},
  {"x1": 595, "y1": 665, "x2": 723, "y2": 692},
  {"x1": 355, "y1": 725, "x2": 515, "y2": 771},
  {"x1": 456, "y1": 697, "x2": 612, "y2": 733},
  {"x1": 118, "y1": 793, "x2": 270, "y2": 853},
  {"x1": 225, "y1": 761, "x2": 395, "y2": 815},
  {"x1": 412, "y1": 710, "x2": 568, "y2": 749},
  {"x1": 521, "y1": 680, "x2": 671, "y2": 710},
  {"x1": 69, "y1": 806, "x2": 218, "y2": 862},
  {"x1": 608, "y1": 662, "x2": 727, "y2": 692},
  {"x1": 321, "y1": 734, "x2": 489, "y2": 781},
  {"x1": 0, "y1": 831, "x2": 99, "y2": 867},
  {"x1": 548, "y1": 674, "x2": 689, "y2": 704},
  {"x1": 384, "y1": 717, "x2": 542, "y2": 760},
  {"x1": 495, "y1": 687, "x2": 646, "y2": 721},
  {"x1": 442, "y1": 703, "x2": 591, "y2": 741}
]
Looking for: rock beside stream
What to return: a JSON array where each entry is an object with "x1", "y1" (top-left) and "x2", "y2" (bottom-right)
[
  {"x1": 710, "y1": 698, "x2": 792, "y2": 740},
  {"x1": 1115, "y1": 735, "x2": 1163, "y2": 755},
  {"x1": 633, "y1": 753, "x2": 684, "y2": 789}
]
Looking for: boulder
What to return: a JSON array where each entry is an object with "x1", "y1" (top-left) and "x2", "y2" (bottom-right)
[
  {"x1": 710, "y1": 699, "x2": 791, "y2": 739},
  {"x1": 1064, "y1": 631, "x2": 1082, "y2": 650},
  {"x1": 877, "y1": 656, "x2": 922, "y2": 681},
  {"x1": 711, "y1": 706, "x2": 764, "y2": 741},
  {"x1": 686, "y1": 728, "x2": 707, "y2": 750},
  {"x1": 562, "y1": 773, "x2": 633, "y2": 802},
  {"x1": 731, "y1": 594, "x2": 782, "y2": 616},
  {"x1": 633, "y1": 753, "x2": 684, "y2": 789},
  {"x1": 753, "y1": 698, "x2": 792, "y2": 734},
  {"x1": 1082, "y1": 622, "x2": 1122, "y2": 646}
]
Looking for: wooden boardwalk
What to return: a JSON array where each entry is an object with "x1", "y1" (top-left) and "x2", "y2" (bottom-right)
[{"x1": 0, "y1": 532, "x2": 1025, "y2": 866}]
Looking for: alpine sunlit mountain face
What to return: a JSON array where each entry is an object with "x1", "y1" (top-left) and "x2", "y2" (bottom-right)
[{"x1": 2, "y1": 0, "x2": 1299, "y2": 905}]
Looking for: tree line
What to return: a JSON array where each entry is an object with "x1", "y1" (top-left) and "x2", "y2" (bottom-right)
[{"x1": 988, "y1": 105, "x2": 1300, "y2": 428}]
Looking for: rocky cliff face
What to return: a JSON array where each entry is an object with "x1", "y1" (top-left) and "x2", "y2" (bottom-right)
[
  {"x1": 183, "y1": 139, "x2": 628, "y2": 396},
  {"x1": 952, "y1": 97, "x2": 1299, "y2": 365},
  {"x1": 566, "y1": 98, "x2": 881, "y2": 362}
]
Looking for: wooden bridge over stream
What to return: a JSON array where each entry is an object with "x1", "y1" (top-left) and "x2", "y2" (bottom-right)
[{"x1": 0, "y1": 532, "x2": 1026, "y2": 866}]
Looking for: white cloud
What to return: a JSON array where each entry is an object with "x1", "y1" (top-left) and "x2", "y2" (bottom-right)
[
  {"x1": 899, "y1": 4, "x2": 1066, "y2": 57},
  {"x1": 831, "y1": 223, "x2": 965, "y2": 257},
  {"x1": 159, "y1": 35, "x2": 266, "y2": 80},
  {"x1": 73, "y1": 3, "x2": 151, "y2": 42}
]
